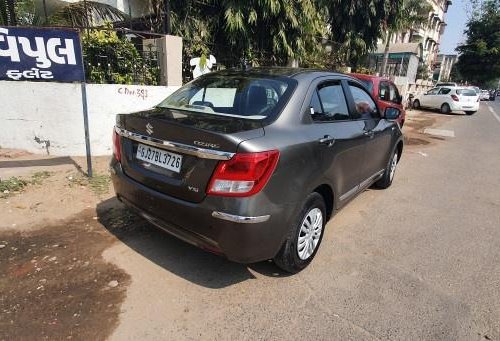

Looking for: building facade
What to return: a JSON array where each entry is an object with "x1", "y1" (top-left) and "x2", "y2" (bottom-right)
[
  {"x1": 433, "y1": 54, "x2": 458, "y2": 82},
  {"x1": 371, "y1": 0, "x2": 452, "y2": 84}
]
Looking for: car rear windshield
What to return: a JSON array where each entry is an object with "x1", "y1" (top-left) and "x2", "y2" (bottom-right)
[
  {"x1": 158, "y1": 74, "x2": 296, "y2": 120},
  {"x1": 457, "y1": 89, "x2": 478, "y2": 96}
]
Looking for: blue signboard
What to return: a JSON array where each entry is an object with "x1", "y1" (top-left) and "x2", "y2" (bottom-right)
[{"x1": 0, "y1": 26, "x2": 84, "y2": 82}]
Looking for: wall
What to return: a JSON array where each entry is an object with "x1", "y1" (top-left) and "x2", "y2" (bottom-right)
[{"x1": 0, "y1": 81, "x2": 178, "y2": 156}]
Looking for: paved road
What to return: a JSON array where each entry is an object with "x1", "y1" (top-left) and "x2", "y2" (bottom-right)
[{"x1": 103, "y1": 101, "x2": 500, "y2": 341}]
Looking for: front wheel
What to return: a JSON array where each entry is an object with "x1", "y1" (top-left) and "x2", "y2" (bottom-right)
[
  {"x1": 274, "y1": 193, "x2": 326, "y2": 273},
  {"x1": 413, "y1": 99, "x2": 421, "y2": 109},
  {"x1": 465, "y1": 111, "x2": 476, "y2": 115},
  {"x1": 375, "y1": 149, "x2": 399, "y2": 189}
]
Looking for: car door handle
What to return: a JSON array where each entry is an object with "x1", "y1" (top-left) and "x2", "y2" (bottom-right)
[
  {"x1": 318, "y1": 135, "x2": 335, "y2": 147},
  {"x1": 363, "y1": 130, "x2": 375, "y2": 138}
]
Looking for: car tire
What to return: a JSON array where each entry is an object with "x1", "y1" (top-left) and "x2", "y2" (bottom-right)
[
  {"x1": 413, "y1": 99, "x2": 420, "y2": 109},
  {"x1": 441, "y1": 103, "x2": 451, "y2": 114},
  {"x1": 274, "y1": 193, "x2": 326, "y2": 274},
  {"x1": 375, "y1": 149, "x2": 399, "y2": 189},
  {"x1": 465, "y1": 111, "x2": 476, "y2": 115}
]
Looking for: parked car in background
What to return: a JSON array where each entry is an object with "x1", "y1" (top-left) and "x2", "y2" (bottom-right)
[
  {"x1": 350, "y1": 73, "x2": 406, "y2": 126},
  {"x1": 435, "y1": 82, "x2": 458, "y2": 88},
  {"x1": 489, "y1": 90, "x2": 496, "y2": 101},
  {"x1": 471, "y1": 86, "x2": 481, "y2": 95},
  {"x1": 111, "y1": 68, "x2": 404, "y2": 273},
  {"x1": 479, "y1": 90, "x2": 490, "y2": 101},
  {"x1": 413, "y1": 86, "x2": 479, "y2": 115}
]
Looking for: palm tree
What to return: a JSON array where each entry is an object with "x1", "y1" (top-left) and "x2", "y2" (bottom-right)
[
  {"x1": 1, "y1": 0, "x2": 127, "y2": 27},
  {"x1": 321, "y1": 0, "x2": 402, "y2": 69},
  {"x1": 380, "y1": 0, "x2": 432, "y2": 76}
]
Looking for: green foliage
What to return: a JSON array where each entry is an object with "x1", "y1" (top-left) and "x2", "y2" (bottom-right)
[
  {"x1": 456, "y1": 0, "x2": 500, "y2": 85},
  {"x1": 0, "y1": 177, "x2": 28, "y2": 198},
  {"x1": 0, "y1": 171, "x2": 52, "y2": 198},
  {"x1": 14, "y1": 0, "x2": 37, "y2": 26},
  {"x1": 82, "y1": 27, "x2": 158, "y2": 85},
  {"x1": 416, "y1": 62, "x2": 430, "y2": 80},
  {"x1": 380, "y1": 0, "x2": 431, "y2": 75},
  {"x1": 217, "y1": 0, "x2": 326, "y2": 65},
  {"x1": 49, "y1": 1, "x2": 126, "y2": 27},
  {"x1": 320, "y1": 0, "x2": 403, "y2": 68},
  {"x1": 68, "y1": 172, "x2": 110, "y2": 196},
  {"x1": 448, "y1": 64, "x2": 462, "y2": 83}
]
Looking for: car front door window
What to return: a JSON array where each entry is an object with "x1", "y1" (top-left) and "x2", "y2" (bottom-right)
[
  {"x1": 379, "y1": 82, "x2": 391, "y2": 102},
  {"x1": 349, "y1": 85, "x2": 380, "y2": 121},
  {"x1": 311, "y1": 82, "x2": 350, "y2": 122}
]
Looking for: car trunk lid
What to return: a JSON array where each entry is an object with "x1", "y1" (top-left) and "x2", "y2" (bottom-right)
[{"x1": 117, "y1": 107, "x2": 264, "y2": 203}]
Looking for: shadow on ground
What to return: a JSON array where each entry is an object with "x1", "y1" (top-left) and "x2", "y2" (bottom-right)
[
  {"x1": 0, "y1": 156, "x2": 83, "y2": 173},
  {"x1": 96, "y1": 197, "x2": 290, "y2": 289}
]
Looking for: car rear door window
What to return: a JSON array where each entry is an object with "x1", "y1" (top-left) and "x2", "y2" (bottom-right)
[
  {"x1": 438, "y1": 88, "x2": 451, "y2": 95},
  {"x1": 349, "y1": 84, "x2": 380, "y2": 120},
  {"x1": 310, "y1": 82, "x2": 350, "y2": 121}
]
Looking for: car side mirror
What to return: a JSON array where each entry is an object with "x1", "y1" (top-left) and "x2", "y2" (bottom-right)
[
  {"x1": 385, "y1": 107, "x2": 401, "y2": 120},
  {"x1": 396, "y1": 95, "x2": 403, "y2": 104}
]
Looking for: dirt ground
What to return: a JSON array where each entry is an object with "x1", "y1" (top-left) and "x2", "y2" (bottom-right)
[{"x1": 0, "y1": 109, "x2": 453, "y2": 340}]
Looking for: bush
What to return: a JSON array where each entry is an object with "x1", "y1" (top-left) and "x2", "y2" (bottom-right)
[{"x1": 82, "y1": 27, "x2": 159, "y2": 85}]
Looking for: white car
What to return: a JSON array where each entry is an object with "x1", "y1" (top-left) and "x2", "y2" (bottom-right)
[
  {"x1": 413, "y1": 87, "x2": 479, "y2": 115},
  {"x1": 479, "y1": 90, "x2": 490, "y2": 101}
]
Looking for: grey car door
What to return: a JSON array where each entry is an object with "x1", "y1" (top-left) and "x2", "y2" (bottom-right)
[
  {"x1": 305, "y1": 79, "x2": 366, "y2": 202},
  {"x1": 346, "y1": 82, "x2": 395, "y2": 186}
]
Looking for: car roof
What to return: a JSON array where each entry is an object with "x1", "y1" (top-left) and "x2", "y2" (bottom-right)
[
  {"x1": 208, "y1": 67, "x2": 348, "y2": 79},
  {"x1": 350, "y1": 73, "x2": 391, "y2": 82}
]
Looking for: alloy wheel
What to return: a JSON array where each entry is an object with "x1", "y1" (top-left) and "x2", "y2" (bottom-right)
[
  {"x1": 297, "y1": 208, "x2": 323, "y2": 260},
  {"x1": 390, "y1": 152, "x2": 398, "y2": 181}
]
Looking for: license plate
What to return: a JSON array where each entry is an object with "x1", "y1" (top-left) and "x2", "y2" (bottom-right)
[{"x1": 136, "y1": 143, "x2": 183, "y2": 173}]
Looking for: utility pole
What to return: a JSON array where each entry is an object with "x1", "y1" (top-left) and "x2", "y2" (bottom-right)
[{"x1": 42, "y1": 0, "x2": 48, "y2": 23}]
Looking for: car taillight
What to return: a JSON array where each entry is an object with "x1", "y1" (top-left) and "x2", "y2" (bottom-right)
[
  {"x1": 207, "y1": 150, "x2": 280, "y2": 197},
  {"x1": 112, "y1": 128, "x2": 122, "y2": 162},
  {"x1": 451, "y1": 95, "x2": 459, "y2": 101}
]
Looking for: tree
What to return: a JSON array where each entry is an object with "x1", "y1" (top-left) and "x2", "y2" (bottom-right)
[
  {"x1": 455, "y1": 0, "x2": 500, "y2": 85},
  {"x1": 380, "y1": 0, "x2": 431, "y2": 76},
  {"x1": 320, "y1": 0, "x2": 402, "y2": 69},
  {"x1": 0, "y1": 0, "x2": 127, "y2": 27},
  {"x1": 0, "y1": 0, "x2": 16, "y2": 25}
]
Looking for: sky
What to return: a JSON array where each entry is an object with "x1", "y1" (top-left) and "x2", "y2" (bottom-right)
[{"x1": 439, "y1": 0, "x2": 468, "y2": 54}]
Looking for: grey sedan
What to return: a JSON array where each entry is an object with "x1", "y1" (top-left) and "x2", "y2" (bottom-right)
[{"x1": 110, "y1": 68, "x2": 404, "y2": 273}]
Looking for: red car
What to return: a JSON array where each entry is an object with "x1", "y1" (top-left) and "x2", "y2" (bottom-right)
[{"x1": 350, "y1": 73, "x2": 406, "y2": 126}]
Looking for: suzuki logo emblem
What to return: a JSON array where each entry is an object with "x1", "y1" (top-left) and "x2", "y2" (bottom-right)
[{"x1": 146, "y1": 123, "x2": 154, "y2": 135}]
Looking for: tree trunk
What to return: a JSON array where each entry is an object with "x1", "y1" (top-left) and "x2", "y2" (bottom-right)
[
  {"x1": 380, "y1": 32, "x2": 392, "y2": 76},
  {"x1": 5, "y1": 0, "x2": 17, "y2": 25}
]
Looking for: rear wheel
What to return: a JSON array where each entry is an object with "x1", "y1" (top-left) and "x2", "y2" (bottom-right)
[
  {"x1": 375, "y1": 149, "x2": 398, "y2": 189},
  {"x1": 441, "y1": 103, "x2": 451, "y2": 114},
  {"x1": 413, "y1": 99, "x2": 420, "y2": 109},
  {"x1": 465, "y1": 111, "x2": 476, "y2": 115},
  {"x1": 274, "y1": 193, "x2": 326, "y2": 273}
]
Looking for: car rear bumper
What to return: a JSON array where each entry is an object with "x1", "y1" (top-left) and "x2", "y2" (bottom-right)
[
  {"x1": 450, "y1": 102, "x2": 479, "y2": 111},
  {"x1": 110, "y1": 161, "x2": 295, "y2": 263}
]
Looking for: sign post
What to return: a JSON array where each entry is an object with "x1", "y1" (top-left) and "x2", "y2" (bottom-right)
[{"x1": 0, "y1": 26, "x2": 92, "y2": 177}]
